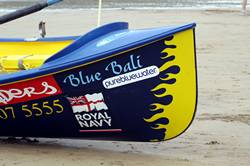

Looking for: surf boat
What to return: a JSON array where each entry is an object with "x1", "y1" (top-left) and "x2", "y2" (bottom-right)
[
  {"x1": 0, "y1": 0, "x2": 197, "y2": 142},
  {"x1": 0, "y1": 21, "x2": 197, "y2": 142}
]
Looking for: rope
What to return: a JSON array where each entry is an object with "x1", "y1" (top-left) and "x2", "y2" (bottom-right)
[{"x1": 97, "y1": 0, "x2": 102, "y2": 26}]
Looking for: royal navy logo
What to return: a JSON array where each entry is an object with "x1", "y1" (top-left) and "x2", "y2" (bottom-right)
[{"x1": 67, "y1": 93, "x2": 111, "y2": 129}]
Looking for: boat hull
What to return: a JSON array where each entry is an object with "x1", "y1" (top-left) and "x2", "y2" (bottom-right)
[{"x1": 0, "y1": 28, "x2": 197, "y2": 142}]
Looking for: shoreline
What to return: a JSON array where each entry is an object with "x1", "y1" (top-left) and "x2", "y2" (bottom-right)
[{"x1": 0, "y1": 7, "x2": 246, "y2": 13}]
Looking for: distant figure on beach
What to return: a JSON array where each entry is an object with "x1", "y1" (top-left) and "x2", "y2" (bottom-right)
[{"x1": 242, "y1": 0, "x2": 248, "y2": 15}]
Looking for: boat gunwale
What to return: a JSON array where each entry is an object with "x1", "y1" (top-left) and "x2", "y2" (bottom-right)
[
  {"x1": 0, "y1": 36, "x2": 78, "y2": 42},
  {"x1": 0, "y1": 22, "x2": 196, "y2": 85}
]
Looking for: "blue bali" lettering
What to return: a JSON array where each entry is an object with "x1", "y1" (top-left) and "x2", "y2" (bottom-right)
[
  {"x1": 105, "y1": 55, "x2": 143, "y2": 75},
  {"x1": 63, "y1": 71, "x2": 102, "y2": 87}
]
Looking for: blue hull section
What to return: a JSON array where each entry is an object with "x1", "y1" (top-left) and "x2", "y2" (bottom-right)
[{"x1": 0, "y1": 22, "x2": 197, "y2": 141}]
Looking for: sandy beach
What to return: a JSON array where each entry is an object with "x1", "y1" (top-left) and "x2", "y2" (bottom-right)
[{"x1": 0, "y1": 8, "x2": 250, "y2": 165}]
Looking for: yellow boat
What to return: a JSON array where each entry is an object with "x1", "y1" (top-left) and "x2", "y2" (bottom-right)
[{"x1": 0, "y1": 37, "x2": 75, "y2": 71}]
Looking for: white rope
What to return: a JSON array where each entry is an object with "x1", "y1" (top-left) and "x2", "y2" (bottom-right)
[{"x1": 97, "y1": 0, "x2": 102, "y2": 26}]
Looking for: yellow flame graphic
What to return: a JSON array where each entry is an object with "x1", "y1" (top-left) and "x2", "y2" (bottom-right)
[{"x1": 144, "y1": 29, "x2": 197, "y2": 141}]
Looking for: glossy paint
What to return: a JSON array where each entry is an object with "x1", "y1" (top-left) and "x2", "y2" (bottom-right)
[
  {"x1": 0, "y1": 22, "x2": 197, "y2": 141},
  {"x1": 0, "y1": 37, "x2": 74, "y2": 71}
]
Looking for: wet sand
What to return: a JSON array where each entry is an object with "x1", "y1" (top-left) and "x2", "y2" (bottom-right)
[{"x1": 0, "y1": 9, "x2": 250, "y2": 165}]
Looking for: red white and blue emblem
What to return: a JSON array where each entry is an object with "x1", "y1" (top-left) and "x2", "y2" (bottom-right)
[{"x1": 67, "y1": 93, "x2": 108, "y2": 113}]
